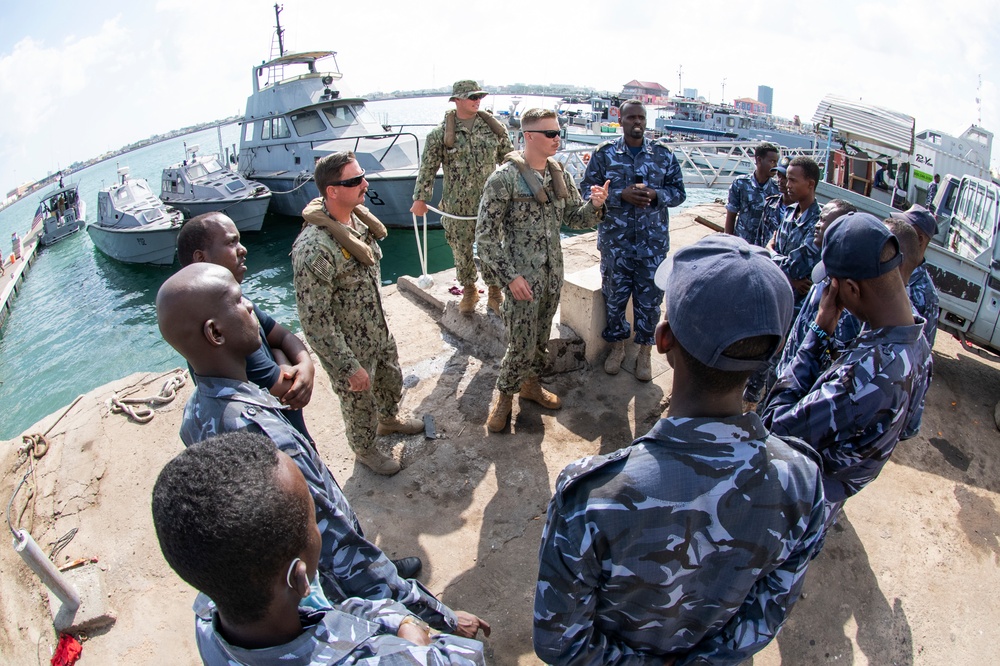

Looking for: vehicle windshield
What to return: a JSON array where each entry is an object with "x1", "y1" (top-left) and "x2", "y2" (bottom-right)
[{"x1": 187, "y1": 158, "x2": 224, "y2": 179}]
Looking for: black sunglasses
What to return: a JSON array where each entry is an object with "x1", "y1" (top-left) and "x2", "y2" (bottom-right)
[
  {"x1": 329, "y1": 169, "x2": 366, "y2": 188},
  {"x1": 524, "y1": 129, "x2": 561, "y2": 139},
  {"x1": 468, "y1": 94, "x2": 487, "y2": 101}
]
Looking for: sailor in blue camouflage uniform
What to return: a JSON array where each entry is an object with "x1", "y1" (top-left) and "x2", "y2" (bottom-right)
[
  {"x1": 754, "y1": 156, "x2": 792, "y2": 247},
  {"x1": 890, "y1": 204, "x2": 941, "y2": 346},
  {"x1": 580, "y1": 100, "x2": 686, "y2": 380},
  {"x1": 156, "y1": 263, "x2": 490, "y2": 641},
  {"x1": 153, "y1": 432, "x2": 486, "y2": 665},
  {"x1": 762, "y1": 213, "x2": 932, "y2": 524},
  {"x1": 725, "y1": 142, "x2": 780, "y2": 243},
  {"x1": 534, "y1": 235, "x2": 825, "y2": 665},
  {"x1": 772, "y1": 200, "x2": 862, "y2": 385},
  {"x1": 770, "y1": 156, "x2": 823, "y2": 314}
]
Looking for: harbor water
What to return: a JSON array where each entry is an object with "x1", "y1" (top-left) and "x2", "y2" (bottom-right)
[{"x1": 0, "y1": 96, "x2": 724, "y2": 440}]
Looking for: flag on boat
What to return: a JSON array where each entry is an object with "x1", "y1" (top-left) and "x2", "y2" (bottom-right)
[{"x1": 31, "y1": 203, "x2": 45, "y2": 229}]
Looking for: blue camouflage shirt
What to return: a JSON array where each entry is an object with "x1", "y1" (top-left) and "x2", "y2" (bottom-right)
[
  {"x1": 581, "y1": 137, "x2": 686, "y2": 258},
  {"x1": 179, "y1": 376, "x2": 459, "y2": 632},
  {"x1": 755, "y1": 192, "x2": 787, "y2": 248},
  {"x1": 907, "y1": 263, "x2": 940, "y2": 346},
  {"x1": 194, "y1": 594, "x2": 485, "y2": 665},
  {"x1": 726, "y1": 173, "x2": 780, "y2": 243},
  {"x1": 762, "y1": 319, "x2": 932, "y2": 503},
  {"x1": 772, "y1": 200, "x2": 823, "y2": 286},
  {"x1": 533, "y1": 414, "x2": 826, "y2": 666},
  {"x1": 774, "y1": 281, "x2": 862, "y2": 380}
]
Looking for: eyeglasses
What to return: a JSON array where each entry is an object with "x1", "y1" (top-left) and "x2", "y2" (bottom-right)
[
  {"x1": 523, "y1": 130, "x2": 561, "y2": 139},
  {"x1": 468, "y1": 94, "x2": 487, "y2": 101},
  {"x1": 329, "y1": 170, "x2": 366, "y2": 188}
]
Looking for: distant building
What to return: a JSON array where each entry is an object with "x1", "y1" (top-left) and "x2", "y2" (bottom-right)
[
  {"x1": 683, "y1": 88, "x2": 698, "y2": 100},
  {"x1": 734, "y1": 97, "x2": 767, "y2": 115},
  {"x1": 621, "y1": 80, "x2": 671, "y2": 106},
  {"x1": 758, "y1": 85, "x2": 773, "y2": 114}
]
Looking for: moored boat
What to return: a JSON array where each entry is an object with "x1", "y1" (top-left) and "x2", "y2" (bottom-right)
[
  {"x1": 236, "y1": 6, "x2": 441, "y2": 227},
  {"x1": 159, "y1": 143, "x2": 271, "y2": 232},
  {"x1": 88, "y1": 168, "x2": 185, "y2": 265},
  {"x1": 33, "y1": 180, "x2": 87, "y2": 246}
]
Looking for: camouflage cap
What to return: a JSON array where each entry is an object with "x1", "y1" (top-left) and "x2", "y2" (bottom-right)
[
  {"x1": 654, "y1": 235, "x2": 793, "y2": 371},
  {"x1": 449, "y1": 80, "x2": 487, "y2": 101},
  {"x1": 812, "y1": 212, "x2": 903, "y2": 283},
  {"x1": 889, "y1": 204, "x2": 937, "y2": 238}
]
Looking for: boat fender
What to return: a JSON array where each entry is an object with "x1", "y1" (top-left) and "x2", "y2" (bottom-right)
[
  {"x1": 503, "y1": 151, "x2": 569, "y2": 205},
  {"x1": 443, "y1": 110, "x2": 510, "y2": 149},
  {"x1": 301, "y1": 198, "x2": 387, "y2": 266}
]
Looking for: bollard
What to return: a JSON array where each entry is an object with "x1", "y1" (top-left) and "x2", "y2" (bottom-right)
[{"x1": 12, "y1": 529, "x2": 80, "y2": 611}]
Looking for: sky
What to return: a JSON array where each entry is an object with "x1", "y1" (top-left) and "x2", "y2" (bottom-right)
[{"x1": 1, "y1": 0, "x2": 997, "y2": 193}]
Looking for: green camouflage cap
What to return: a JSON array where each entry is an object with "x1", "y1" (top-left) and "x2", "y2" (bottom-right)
[{"x1": 450, "y1": 80, "x2": 487, "y2": 101}]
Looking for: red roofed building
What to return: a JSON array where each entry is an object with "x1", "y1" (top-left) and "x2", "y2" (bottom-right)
[
  {"x1": 733, "y1": 97, "x2": 767, "y2": 115},
  {"x1": 621, "y1": 80, "x2": 670, "y2": 106}
]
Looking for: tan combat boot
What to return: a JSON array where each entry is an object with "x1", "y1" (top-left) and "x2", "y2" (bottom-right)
[
  {"x1": 458, "y1": 284, "x2": 479, "y2": 314},
  {"x1": 377, "y1": 414, "x2": 424, "y2": 436},
  {"x1": 486, "y1": 392, "x2": 514, "y2": 432},
  {"x1": 604, "y1": 340, "x2": 626, "y2": 375},
  {"x1": 635, "y1": 344, "x2": 652, "y2": 382},
  {"x1": 487, "y1": 286, "x2": 504, "y2": 316},
  {"x1": 356, "y1": 449, "x2": 401, "y2": 476},
  {"x1": 519, "y1": 377, "x2": 562, "y2": 409}
]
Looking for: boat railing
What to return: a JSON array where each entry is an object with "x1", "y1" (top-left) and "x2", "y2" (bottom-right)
[
  {"x1": 241, "y1": 129, "x2": 429, "y2": 177},
  {"x1": 556, "y1": 141, "x2": 829, "y2": 189}
]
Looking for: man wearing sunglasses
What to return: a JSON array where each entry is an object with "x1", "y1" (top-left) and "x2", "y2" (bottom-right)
[
  {"x1": 477, "y1": 108, "x2": 608, "y2": 432},
  {"x1": 412, "y1": 80, "x2": 514, "y2": 315},
  {"x1": 581, "y1": 100, "x2": 686, "y2": 382},
  {"x1": 292, "y1": 151, "x2": 425, "y2": 476}
]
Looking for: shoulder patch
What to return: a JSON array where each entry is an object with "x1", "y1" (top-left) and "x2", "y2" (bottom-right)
[
  {"x1": 653, "y1": 138, "x2": 674, "y2": 152},
  {"x1": 555, "y1": 448, "x2": 632, "y2": 499},
  {"x1": 307, "y1": 253, "x2": 336, "y2": 282},
  {"x1": 594, "y1": 139, "x2": 616, "y2": 152}
]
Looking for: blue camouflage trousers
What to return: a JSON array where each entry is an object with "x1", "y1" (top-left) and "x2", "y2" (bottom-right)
[
  {"x1": 330, "y1": 335, "x2": 403, "y2": 455},
  {"x1": 496, "y1": 282, "x2": 560, "y2": 395},
  {"x1": 600, "y1": 251, "x2": 664, "y2": 346}
]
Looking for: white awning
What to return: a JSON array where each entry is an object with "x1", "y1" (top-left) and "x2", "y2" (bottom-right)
[{"x1": 812, "y1": 94, "x2": 915, "y2": 154}]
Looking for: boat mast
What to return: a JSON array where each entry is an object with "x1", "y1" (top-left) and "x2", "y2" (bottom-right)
[{"x1": 274, "y1": 3, "x2": 285, "y2": 57}]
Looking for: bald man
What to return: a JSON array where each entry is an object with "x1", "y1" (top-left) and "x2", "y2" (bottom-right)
[{"x1": 156, "y1": 263, "x2": 489, "y2": 638}]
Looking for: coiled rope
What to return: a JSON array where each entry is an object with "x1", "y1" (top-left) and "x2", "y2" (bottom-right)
[{"x1": 110, "y1": 372, "x2": 186, "y2": 424}]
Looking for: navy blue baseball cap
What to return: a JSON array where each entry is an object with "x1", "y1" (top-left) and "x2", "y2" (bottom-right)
[
  {"x1": 889, "y1": 204, "x2": 937, "y2": 238},
  {"x1": 771, "y1": 156, "x2": 791, "y2": 176},
  {"x1": 654, "y1": 235, "x2": 794, "y2": 371},
  {"x1": 811, "y1": 212, "x2": 903, "y2": 283}
]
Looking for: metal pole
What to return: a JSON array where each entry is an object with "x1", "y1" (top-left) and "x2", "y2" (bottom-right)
[{"x1": 12, "y1": 529, "x2": 80, "y2": 610}]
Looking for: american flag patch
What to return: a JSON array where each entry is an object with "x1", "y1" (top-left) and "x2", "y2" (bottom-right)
[{"x1": 309, "y1": 255, "x2": 335, "y2": 282}]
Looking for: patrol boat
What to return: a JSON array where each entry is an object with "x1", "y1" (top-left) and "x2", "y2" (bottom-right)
[
  {"x1": 88, "y1": 167, "x2": 185, "y2": 265},
  {"x1": 34, "y1": 180, "x2": 87, "y2": 246},
  {"x1": 160, "y1": 143, "x2": 271, "y2": 232},
  {"x1": 236, "y1": 6, "x2": 440, "y2": 227}
]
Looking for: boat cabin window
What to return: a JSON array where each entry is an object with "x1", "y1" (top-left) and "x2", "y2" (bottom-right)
[
  {"x1": 244, "y1": 122, "x2": 255, "y2": 143},
  {"x1": 187, "y1": 159, "x2": 224, "y2": 179},
  {"x1": 323, "y1": 105, "x2": 357, "y2": 128},
  {"x1": 291, "y1": 110, "x2": 326, "y2": 136},
  {"x1": 262, "y1": 117, "x2": 291, "y2": 140}
]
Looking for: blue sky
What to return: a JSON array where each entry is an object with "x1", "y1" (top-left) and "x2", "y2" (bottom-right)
[{"x1": 1, "y1": 0, "x2": 997, "y2": 193}]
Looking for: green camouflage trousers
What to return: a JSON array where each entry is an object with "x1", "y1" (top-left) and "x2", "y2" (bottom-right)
[
  {"x1": 496, "y1": 284, "x2": 559, "y2": 394},
  {"x1": 330, "y1": 337, "x2": 403, "y2": 455},
  {"x1": 443, "y1": 218, "x2": 499, "y2": 287}
]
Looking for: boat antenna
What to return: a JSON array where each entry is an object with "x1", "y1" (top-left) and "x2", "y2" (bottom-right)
[
  {"x1": 976, "y1": 74, "x2": 982, "y2": 126},
  {"x1": 274, "y1": 3, "x2": 285, "y2": 57},
  {"x1": 721, "y1": 77, "x2": 727, "y2": 105},
  {"x1": 677, "y1": 64, "x2": 682, "y2": 97}
]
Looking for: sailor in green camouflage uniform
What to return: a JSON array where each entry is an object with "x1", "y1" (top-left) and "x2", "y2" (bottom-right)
[
  {"x1": 412, "y1": 80, "x2": 514, "y2": 315},
  {"x1": 533, "y1": 236, "x2": 825, "y2": 664},
  {"x1": 476, "y1": 109, "x2": 607, "y2": 432},
  {"x1": 292, "y1": 151, "x2": 424, "y2": 476}
]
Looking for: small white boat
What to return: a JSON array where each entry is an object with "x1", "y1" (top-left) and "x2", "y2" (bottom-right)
[
  {"x1": 34, "y1": 180, "x2": 87, "y2": 246},
  {"x1": 159, "y1": 144, "x2": 271, "y2": 232},
  {"x1": 88, "y1": 168, "x2": 185, "y2": 265}
]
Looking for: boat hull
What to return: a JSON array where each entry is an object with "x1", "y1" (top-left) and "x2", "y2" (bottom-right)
[
  {"x1": 40, "y1": 218, "x2": 85, "y2": 246},
  {"x1": 165, "y1": 194, "x2": 271, "y2": 233},
  {"x1": 255, "y1": 171, "x2": 443, "y2": 228},
  {"x1": 86, "y1": 224, "x2": 181, "y2": 265}
]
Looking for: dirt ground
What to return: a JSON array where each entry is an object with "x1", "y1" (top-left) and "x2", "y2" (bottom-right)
[{"x1": 1, "y1": 205, "x2": 998, "y2": 665}]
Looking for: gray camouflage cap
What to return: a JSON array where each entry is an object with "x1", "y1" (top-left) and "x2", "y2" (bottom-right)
[
  {"x1": 450, "y1": 80, "x2": 487, "y2": 101},
  {"x1": 654, "y1": 235, "x2": 793, "y2": 371}
]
